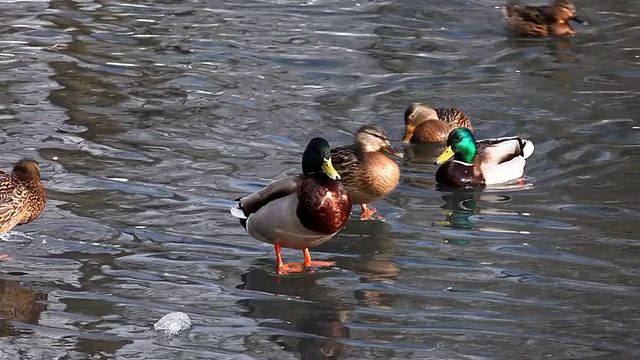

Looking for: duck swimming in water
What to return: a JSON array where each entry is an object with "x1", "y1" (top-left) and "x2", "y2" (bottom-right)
[
  {"x1": 403, "y1": 103, "x2": 473, "y2": 144},
  {"x1": 502, "y1": 0, "x2": 586, "y2": 37},
  {"x1": 434, "y1": 128, "x2": 535, "y2": 188},
  {"x1": 0, "y1": 159, "x2": 46, "y2": 260}
]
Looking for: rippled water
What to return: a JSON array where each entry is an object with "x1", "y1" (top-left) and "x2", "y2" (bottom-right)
[{"x1": 0, "y1": 0, "x2": 638, "y2": 358}]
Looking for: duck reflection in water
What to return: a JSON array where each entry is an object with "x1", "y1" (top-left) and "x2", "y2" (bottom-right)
[
  {"x1": 318, "y1": 219, "x2": 400, "y2": 310},
  {"x1": 236, "y1": 218, "x2": 402, "y2": 359},
  {"x1": 401, "y1": 141, "x2": 452, "y2": 192},
  {"x1": 437, "y1": 190, "x2": 524, "y2": 244},
  {"x1": 403, "y1": 142, "x2": 447, "y2": 166},
  {"x1": 237, "y1": 267, "x2": 350, "y2": 360},
  {"x1": 506, "y1": 36, "x2": 579, "y2": 65},
  {"x1": 434, "y1": 192, "x2": 480, "y2": 246},
  {"x1": 0, "y1": 279, "x2": 48, "y2": 336}
]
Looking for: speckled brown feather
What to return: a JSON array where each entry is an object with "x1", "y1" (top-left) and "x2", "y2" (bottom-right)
[
  {"x1": 331, "y1": 145, "x2": 400, "y2": 205},
  {"x1": 503, "y1": 0, "x2": 579, "y2": 37},
  {"x1": 435, "y1": 161, "x2": 486, "y2": 188},
  {"x1": 0, "y1": 159, "x2": 46, "y2": 234},
  {"x1": 409, "y1": 120, "x2": 453, "y2": 143},
  {"x1": 435, "y1": 108, "x2": 473, "y2": 130},
  {"x1": 404, "y1": 104, "x2": 473, "y2": 143},
  {"x1": 296, "y1": 174, "x2": 351, "y2": 234}
]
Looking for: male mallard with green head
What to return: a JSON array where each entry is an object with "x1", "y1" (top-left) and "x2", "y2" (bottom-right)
[
  {"x1": 403, "y1": 103, "x2": 473, "y2": 143},
  {"x1": 0, "y1": 159, "x2": 46, "y2": 261},
  {"x1": 502, "y1": 0, "x2": 586, "y2": 37},
  {"x1": 331, "y1": 125, "x2": 403, "y2": 220},
  {"x1": 230, "y1": 138, "x2": 352, "y2": 274},
  {"x1": 434, "y1": 128, "x2": 534, "y2": 187}
]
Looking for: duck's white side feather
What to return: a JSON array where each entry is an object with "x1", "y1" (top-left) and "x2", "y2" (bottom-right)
[
  {"x1": 476, "y1": 136, "x2": 534, "y2": 185},
  {"x1": 481, "y1": 157, "x2": 526, "y2": 185},
  {"x1": 245, "y1": 192, "x2": 334, "y2": 249}
]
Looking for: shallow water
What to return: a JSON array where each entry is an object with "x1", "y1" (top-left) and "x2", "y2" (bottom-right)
[{"x1": 0, "y1": 0, "x2": 639, "y2": 359}]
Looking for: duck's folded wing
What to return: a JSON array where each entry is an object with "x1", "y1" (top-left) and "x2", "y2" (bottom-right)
[
  {"x1": 476, "y1": 137, "x2": 534, "y2": 164},
  {"x1": 514, "y1": 5, "x2": 549, "y2": 24},
  {"x1": 434, "y1": 108, "x2": 471, "y2": 129},
  {"x1": 230, "y1": 175, "x2": 301, "y2": 218},
  {"x1": 0, "y1": 204, "x2": 17, "y2": 225},
  {"x1": 0, "y1": 175, "x2": 23, "y2": 222},
  {"x1": 330, "y1": 145, "x2": 359, "y2": 173},
  {"x1": 481, "y1": 157, "x2": 526, "y2": 185}
]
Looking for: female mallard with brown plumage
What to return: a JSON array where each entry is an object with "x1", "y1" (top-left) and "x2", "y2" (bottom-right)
[
  {"x1": 502, "y1": 0, "x2": 586, "y2": 37},
  {"x1": 403, "y1": 103, "x2": 473, "y2": 143},
  {"x1": 434, "y1": 128, "x2": 535, "y2": 188},
  {"x1": 230, "y1": 138, "x2": 351, "y2": 274},
  {"x1": 0, "y1": 159, "x2": 46, "y2": 261},
  {"x1": 330, "y1": 125, "x2": 403, "y2": 220}
]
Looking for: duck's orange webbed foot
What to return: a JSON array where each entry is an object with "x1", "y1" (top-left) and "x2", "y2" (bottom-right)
[
  {"x1": 308, "y1": 260, "x2": 336, "y2": 268},
  {"x1": 360, "y1": 204, "x2": 381, "y2": 220},
  {"x1": 0, "y1": 254, "x2": 10, "y2": 261},
  {"x1": 277, "y1": 262, "x2": 305, "y2": 275},
  {"x1": 517, "y1": 178, "x2": 525, "y2": 186},
  {"x1": 303, "y1": 248, "x2": 335, "y2": 271},
  {"x1": 274, "y1": 243, "x2": 305, "y2": 274}
]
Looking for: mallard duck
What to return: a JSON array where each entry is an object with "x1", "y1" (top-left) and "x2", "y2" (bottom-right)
[
  {"x1": 230, "y1": 138, "x2": 351, "y2": 274},
  {"x1": 0, "y1": 159, "x2": 46, "y2": 261},
  {"x1": 330, "y1": 125, "x2": 403, "y2": 220},
  {"x1": 434, "y1": 128, "x2": 534, "y2": 187},
  {"x1": 0, "y1": 159, "x2": 46, "y2": 233},
  {"x1": 502, "y1": 0, "x2": 586, "y2": 37},
  {"x1": 403, "y1": 103, "x2": 473, "y2": 143}
]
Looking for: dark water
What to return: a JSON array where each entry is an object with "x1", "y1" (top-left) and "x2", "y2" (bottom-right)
[{"x1": 0, "y1": 0, "x2": 638, "y2": 358}]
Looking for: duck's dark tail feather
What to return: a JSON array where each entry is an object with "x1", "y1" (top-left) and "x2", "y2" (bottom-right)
[
  {"x1": 230, "y1": 203, "x2": 249, "y2": 230},
  {"x1": 518, "y1": 139, "x2": 535, "y2": 159}
]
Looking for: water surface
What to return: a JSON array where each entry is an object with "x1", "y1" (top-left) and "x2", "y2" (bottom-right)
[{"x1": 0, "y1": 0, "x2": 638, "y2": 359}]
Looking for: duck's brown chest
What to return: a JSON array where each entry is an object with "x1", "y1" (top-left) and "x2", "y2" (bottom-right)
[
  {"x1": 296, "y1": 176, "x2": 352, "y2": 234},
  {"x1": 345, "y1": 152, "x2": 400, "y2": 204},
  {"x1": 435, "y1": 161, "x2": 485, "y2": 188},
  {"x1": 412, "y1": 120, "x2": 451, "y2": 143},
  {"x1": 550, "y1": 23, "x2": 575, "y2": 36}
]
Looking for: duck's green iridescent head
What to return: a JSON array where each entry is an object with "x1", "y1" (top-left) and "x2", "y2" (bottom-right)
[
  {"x1": 302, "y1": 137, "x2": 340, "y2": 180},
  {"x1": 434, "y1": 128, "x2": 477, "y2": 165}
]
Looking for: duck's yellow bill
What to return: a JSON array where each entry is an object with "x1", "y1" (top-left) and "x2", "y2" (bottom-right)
[
  {"x1": 322, "y1": 157, "x2": 341, "y2": 180},
  {"x1": 434, "y1": 146, "x2": 454, "y2": 165},
  {"x1": 402, "y1": 125, "x2": 415, "y2": 143}
]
